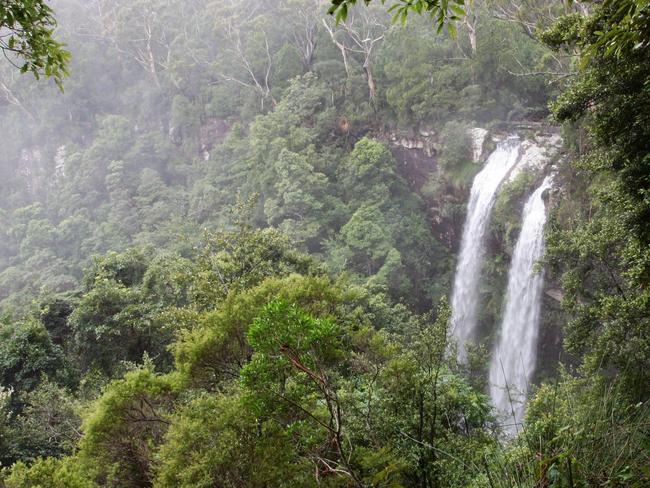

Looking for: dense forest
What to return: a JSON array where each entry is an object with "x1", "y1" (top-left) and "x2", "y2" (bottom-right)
[{"x1": 0, "y1": 0, "x2": 648, "y2": 486}]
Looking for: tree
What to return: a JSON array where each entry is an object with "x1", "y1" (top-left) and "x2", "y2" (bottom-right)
[
  {"x1": 69, "y1": 249, "x2": 183, "y2": 376},
  {"x1": 322, "y1": 3, "x2": 389, "y2": 100},
  {"x1": 337, "y1": 137, "x2": 397, "y2": 202},
  {"x1": 373, "y1": 299, "x2": 493, "y2": 487},
  {"x1": 154, "y1": 391, "x2": 312, "y2": 488},
  {"x1": 92, "y1": 0, "x2": 176, "y2": 89},
  {"x1": 182, "y1": 222, "x2": 318, "y2": 311},
  {"x1": 489, "y1": 0, "x2": 587, "y2": 40},
  {"x1": 0, "y1": 317, "x2": 66, "y2": 394},
  {"x1": 242, "y1": 299, "x2": 362, "y2": 484},
  {"x1": 331, "y1": 138, "x2": 449, "y2": 310},
  {"x1": 76, "y1": 366, "x2": 176, "y2": 487},
  {"x1": 263, "y1": 148, "x2": 338, "y2": 248},
  {"x1": 0, "y1": 0, "x2": 70, "y2": 87},
  {"x1": 9, "y1": 379, "x2": 81, "y2": 461},
  {"x1": 281, "y1": 0, "x2": 328, "y2": 73},
  {"x1": 543, "y1": 0, "x2": 650, "y2": 400},
  {"x1": 0, "y1": 385, "x2": 14, "y2": 466},
  {"x1": 209, "y1": 0, "x2": 286, "y2": 109},
  {"x1": 4, "y1": 456, "x2": 96, "y2": 488}
]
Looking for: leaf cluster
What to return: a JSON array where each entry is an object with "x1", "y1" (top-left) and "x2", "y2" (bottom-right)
[{"x1": 0, "y1": 0, "x2": 70, "y2": 88}]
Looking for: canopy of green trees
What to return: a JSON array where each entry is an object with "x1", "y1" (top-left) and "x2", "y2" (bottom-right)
[{"x1": 0, "y1": 1, "x2": 648, "y2": 486}]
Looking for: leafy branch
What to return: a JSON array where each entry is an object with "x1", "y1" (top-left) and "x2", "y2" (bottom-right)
[
  {"x1": 328, "y1": 0, "x2": 466, "y2": 32},
  {"x1": 0, "y1": 0, "x2": 70, "y2": 88}
]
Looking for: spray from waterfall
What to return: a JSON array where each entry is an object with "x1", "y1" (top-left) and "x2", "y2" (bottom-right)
[
  {"x1": 489, "y1": 176, "x2": 553, "y2": 435},
  {"x1": 451, "y1": 137, "x2": 522, "y2": 359}
]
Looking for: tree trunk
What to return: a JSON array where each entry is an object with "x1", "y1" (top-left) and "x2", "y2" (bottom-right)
[
  {"x1": 464, "y1": 15, "x2": 477, "y2": 56},
  {"x1": 363, "y1": 59, "x2": 376, "y2": 100}
]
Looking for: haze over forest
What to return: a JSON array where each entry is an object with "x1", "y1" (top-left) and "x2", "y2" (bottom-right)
[{"x1": 0, "y1": 1, "x2": 648, "y2": 486}]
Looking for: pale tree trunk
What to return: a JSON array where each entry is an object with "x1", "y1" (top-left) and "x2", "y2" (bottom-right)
[
  {"x1": 463, "y1": 1, "x2": 478, "y2": 56},
  {"x1": 363, "y1": 59, "x2": 376, "y2": 100},
  {"x1": 322, "y1": 18, "x2": 351, "y2": 78},
  {"x1": 288, "y1": 0, "x2": 326, "y2": 72},
  {"x1": 323, "y1": 7, "x2": 387, "y2": 101},
  {"x1": 464, "y1": 17, "x2": 477, "y2": 55},
  {"x1": 216, "y1": 6, "x2": 277, "y2": 110},
  {"x1": 146, "y1": 35, "x2": 161, "y2": 88}
]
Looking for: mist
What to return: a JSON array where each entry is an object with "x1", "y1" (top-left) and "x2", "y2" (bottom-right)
[{"x1": 1, "y1": 1, "x2": 648, "y2": 486}]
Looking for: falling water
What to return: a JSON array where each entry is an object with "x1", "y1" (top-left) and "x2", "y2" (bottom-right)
[
  {"x1": 451, "y1": 137, "x2": 522, "y2": 359},
  {"x1": 489, "y1": 176, "x2": 553, "y2": 435}
]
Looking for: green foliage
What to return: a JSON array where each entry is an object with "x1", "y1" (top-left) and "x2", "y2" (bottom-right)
[
  {"x1": 0, "y1": 0, "x2": 70, "y2": 87},
  {"x1": 154, "y1": 391, "x2": 312, "y2": 488},
  {"x1": 5, "y1": 456, "x2": 97, "y2": 488},
  {"x1": 77, "y1": 366, "x2": 177, "y2": 487},
  {"x1": 70, "y1": 250, "x2": 176, "y2": 376},
  {"x1": 329, "y1": 137, "x2": 451, "y2": 309},
  {"x1": 492, "y1": 171, "x2": 539, "y2": 252},
  {"x1": 327, "y1": 0, "x2": 464, "y2": 30},
  {"x1": 0, "y1": 318, "x2": 66, "y2": 394},
  {"x1": 378, "y1": 26, "x2": 470, "y2": 126},
  {"x1": 339, "y1": 137, "x2": 398, "y2": 201},
  {"x1": 0, "y1": 385, "x2": 14, "y2": 468},
  {"x1": 0, "y1": 264, "x2": 495, "y2": 487},
  {"x1": 437, "y1": 121, "x2": 476, "y2": 188},
  {"x1": 477, "y1": 372, "x2": 650, "y2": 487},
  {"x1": 0, "y1": 0, "x2": 550, "y2": 315},
  {"x1": 241, "y1": 299, "x2": 358, "y2": 482},
  {"x1": 7, "y1": 379, "x2": 81, "y2": 463},
  {"x1": 376, "y1": 15, "x2": 550, "y2": 128},
  {"x1": 172, "y1": 274, "x2": 348, "y2": 387},
  {"x1": 183, "y1": 224, "x2": 319, "y2": 311},
  {"x1": 244, "y1": 300, "x2": 343, "y2": 393},
  {"x1": 246, "y1": 74, "x2": 345, "y2": 249},
  {"x1": 1, "y1": 1, "x2": 648, "y2": 486},
  {"x1": 543, "y1": 0, "x2": 650, "y2": 399},
  {"x1": 367, "y1": 299, "x2": 494, "y2": 487}
]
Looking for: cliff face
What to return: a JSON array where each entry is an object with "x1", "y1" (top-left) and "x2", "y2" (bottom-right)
[
  {"x1": 384, "y1": 129, "x2": 465, "y2": 251},
  {"x1": 389, "y1": 134, "x2": 438, "y2": 192},
  {"x1": 385, "y1": 126, "x2": 563, "y2": 253}
]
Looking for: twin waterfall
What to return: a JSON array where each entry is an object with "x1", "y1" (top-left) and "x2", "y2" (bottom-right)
[{"x1": 450, "y1": 136, "x2": 553, "y2": 435}]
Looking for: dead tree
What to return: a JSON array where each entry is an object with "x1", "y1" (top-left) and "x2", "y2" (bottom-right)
[{"x1": 322, "y1": 5, "x2": 389, "y2": 101}]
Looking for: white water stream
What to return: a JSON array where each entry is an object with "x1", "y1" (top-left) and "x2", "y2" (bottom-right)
[
  {"x1": 488, "y1": 176, "x2": 553, "y2": 434},
  {"x1": 451, "y1": 137, "x2": 522, "y2": 359}
]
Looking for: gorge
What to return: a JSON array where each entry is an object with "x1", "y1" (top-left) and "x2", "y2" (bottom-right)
[{"x1": 1, "y1": 1, "x2": 648, "y2": 486}]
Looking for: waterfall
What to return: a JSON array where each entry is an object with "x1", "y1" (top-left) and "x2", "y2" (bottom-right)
[
  {"x1": 488, "y1": 176, "x2": 553, "y2": 435},
  {"x1": 451, "y1": 137, "x2": 522, "y2": 359}
]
